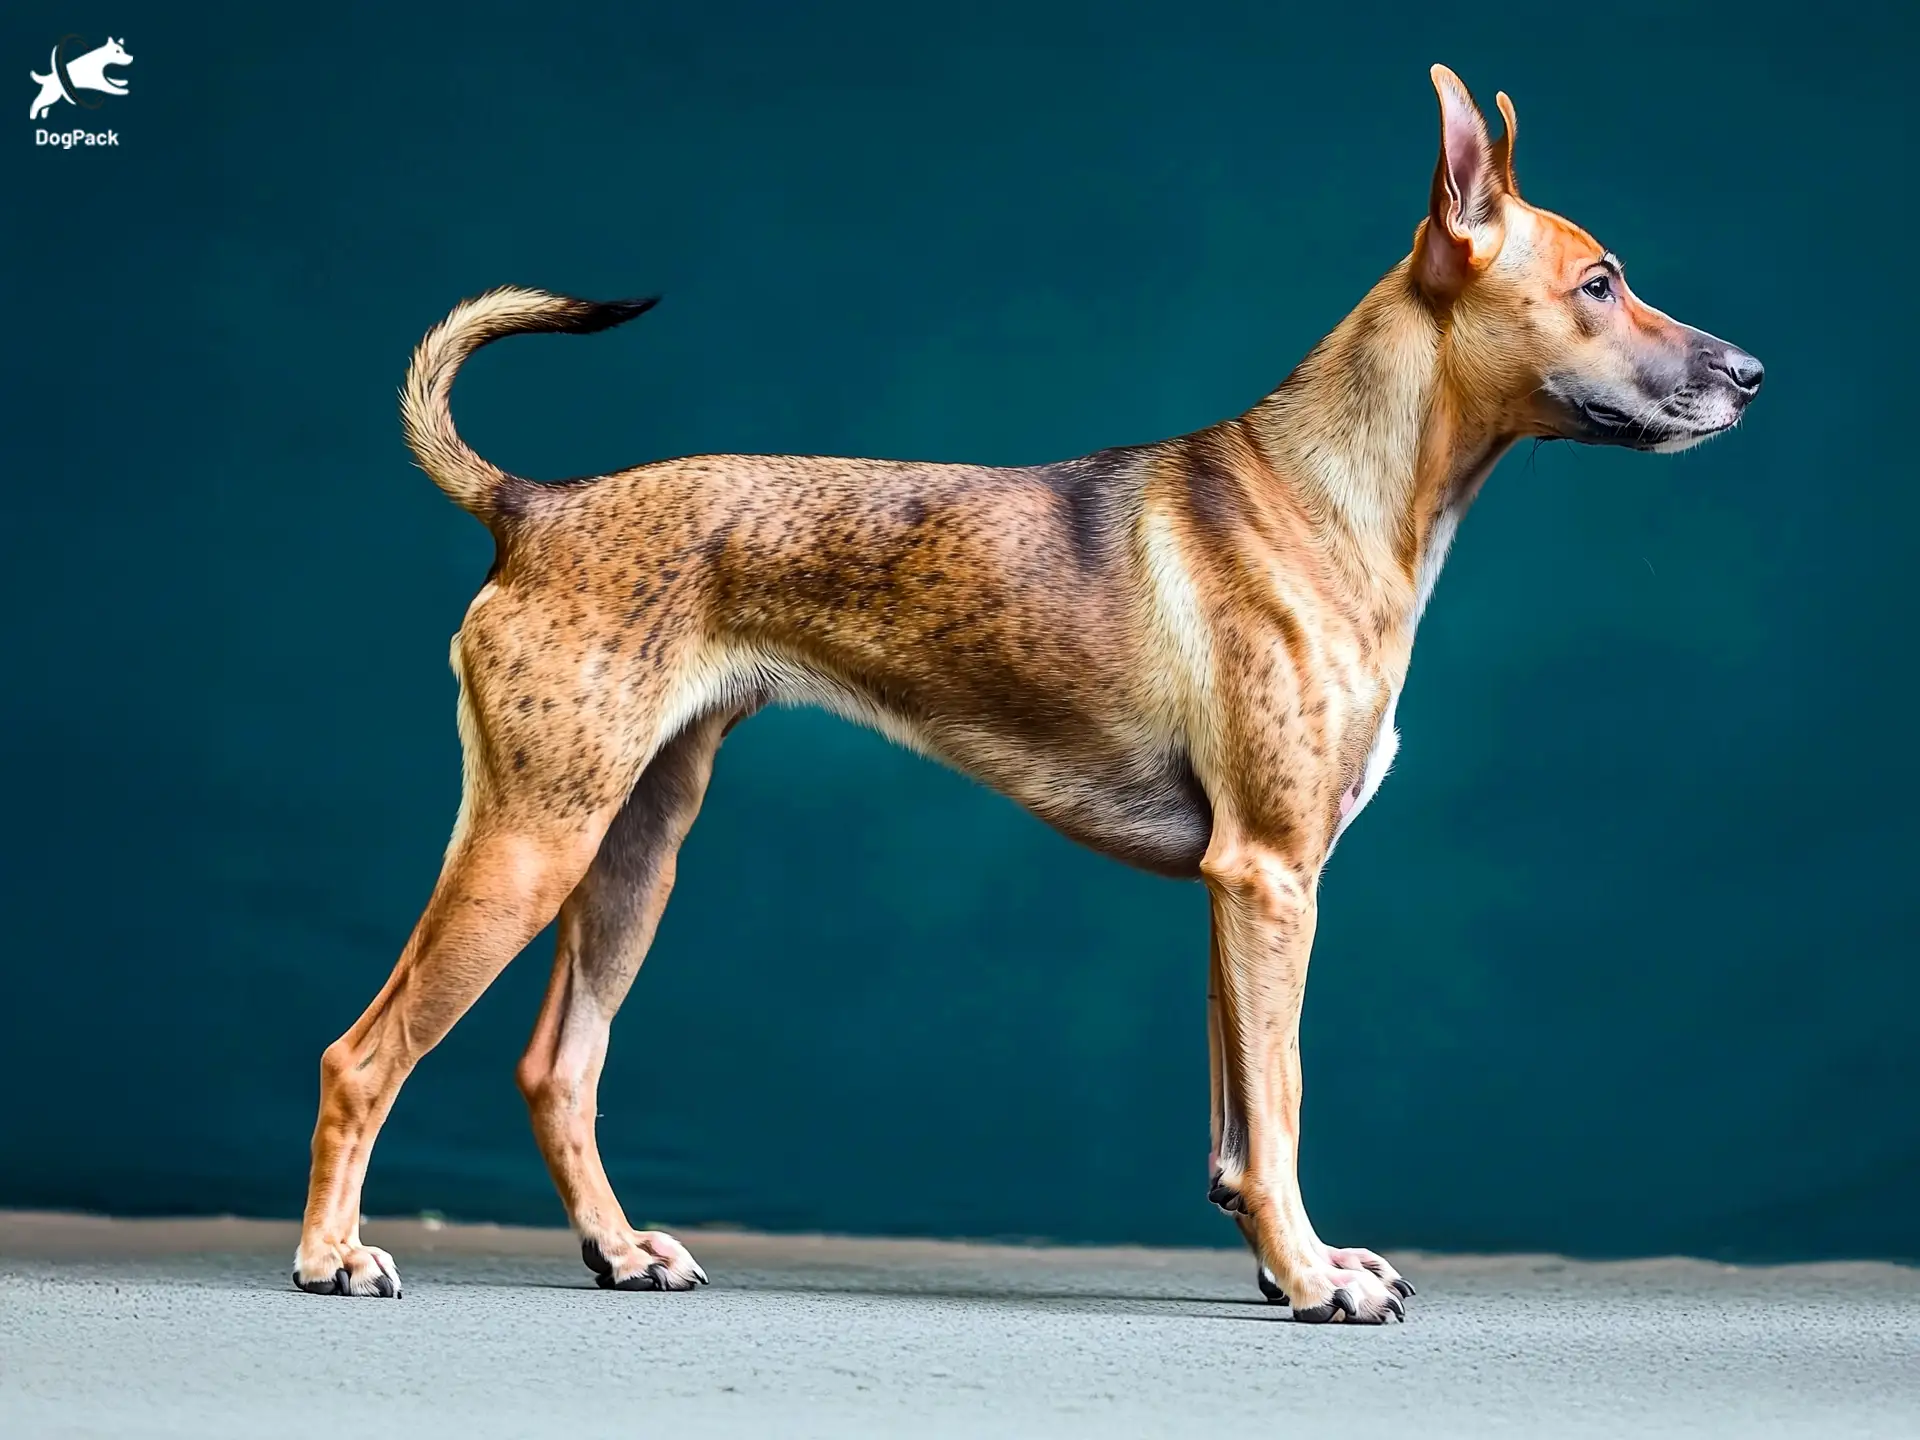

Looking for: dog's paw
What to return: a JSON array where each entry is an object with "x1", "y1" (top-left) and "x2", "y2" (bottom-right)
[
  {"x1": 292, "y1": 1240, "x2": 402, "y2": 1298},
  {"x1": 580, "y1": 1229, "x2": 707, "y2": 1292},
  {"x1": 1283, "y1": 1260, "x2": 1407, "y2": 1324},
  {"x1": 1324, "y1": 1245, "x2": 1415, "y2": 1300}
]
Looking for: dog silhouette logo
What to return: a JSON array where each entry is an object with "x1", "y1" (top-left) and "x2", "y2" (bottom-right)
[{"x1": 29, "y1": 35, "x2": 132, "y2": 120}]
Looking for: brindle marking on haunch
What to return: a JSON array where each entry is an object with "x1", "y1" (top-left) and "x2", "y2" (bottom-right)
[{"x1": 294, "y1": 66, "x2": 1762, "y2": 1319}]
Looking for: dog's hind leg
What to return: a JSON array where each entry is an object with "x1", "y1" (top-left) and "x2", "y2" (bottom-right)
[
  {"x1": 293, "y1": 810, "x2": 615, "y2": 1295},
  {"x1": 293, "y1": 607, "x2": 664, "y2": 1297},
  {"x1": 516, "y1": 704, "x2": 746, "y2": 1293}
]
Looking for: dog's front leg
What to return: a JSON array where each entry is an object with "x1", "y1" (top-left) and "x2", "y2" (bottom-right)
[
  {"x1": 1204, "y1": 835, "x2": 1412, "y2": 1323},
  {"x1": 1208, "y1": 935, "x2": 1288, "y2": 1302}
]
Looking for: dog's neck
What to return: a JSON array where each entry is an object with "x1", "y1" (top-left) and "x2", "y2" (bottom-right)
[{"x1": 1242, "y1": 260, "x2": 1515, "y2": 650}]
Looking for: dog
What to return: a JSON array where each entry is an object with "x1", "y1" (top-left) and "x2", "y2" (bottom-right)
[
  {"x1": 28, "y1": 36, "x2": 131, "y2": 120},
  {"x1": 294, "y1": 65, "x2": 1762, "y2": 1321}
]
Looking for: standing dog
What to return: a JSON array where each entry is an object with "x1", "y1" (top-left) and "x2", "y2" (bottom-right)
[{"x1": 295, "y1": 66, "x2": 1761, "y2": 1321}]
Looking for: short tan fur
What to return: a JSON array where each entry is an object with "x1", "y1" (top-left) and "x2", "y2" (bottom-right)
[{"x1": 296, "y1": 67, "x2": 1763, "y2": 1320}]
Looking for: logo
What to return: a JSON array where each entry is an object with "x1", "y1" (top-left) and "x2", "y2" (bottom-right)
[{"x1": 29, "y1": 34, "x2": 130, "y2": 146}]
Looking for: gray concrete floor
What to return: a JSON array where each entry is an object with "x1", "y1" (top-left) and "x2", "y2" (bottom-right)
[{"x1": 2, "y1": 1213, "x2": 1916, "y2": 1439}]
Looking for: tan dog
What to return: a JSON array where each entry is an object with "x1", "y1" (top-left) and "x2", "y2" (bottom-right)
[{"x1": 294, "y1": 65, "x2": 1762, "y2": 1321}]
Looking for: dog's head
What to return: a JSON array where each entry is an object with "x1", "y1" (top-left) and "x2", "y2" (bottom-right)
[
  {"x1": 100, "y1": 37, "x2": 132, "y2": 65},
  {"x1": 1413, "y1": 66, "x2": 1762, "y2": 453}
]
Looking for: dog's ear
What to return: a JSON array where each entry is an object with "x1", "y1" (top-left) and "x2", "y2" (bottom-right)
[
  {"x1": 1492, "y1": 91, "x2": 1520, "y2": 197},
  {"x1": 1415, "y1": 65, "x2": 1507, "y2": 297}
]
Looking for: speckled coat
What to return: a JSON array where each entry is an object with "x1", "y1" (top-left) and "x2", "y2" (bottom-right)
[{"x1": 293, "y1": 66, "x2": 1763, "y2": 1321}]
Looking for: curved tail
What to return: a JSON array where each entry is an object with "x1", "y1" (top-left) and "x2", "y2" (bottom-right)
[{"x1": 400, "y1": 286, "x2": 657, "y2": 524}]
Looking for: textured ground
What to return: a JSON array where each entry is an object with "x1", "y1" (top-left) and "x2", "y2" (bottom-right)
[{"x1": 2, "y1": 1213, "x2": 1916, "y2": 1438}]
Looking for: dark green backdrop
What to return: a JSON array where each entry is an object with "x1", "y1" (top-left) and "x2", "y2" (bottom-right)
[{"x1": 3, "y1": 0, "x2": 1914, "y2": 1261}]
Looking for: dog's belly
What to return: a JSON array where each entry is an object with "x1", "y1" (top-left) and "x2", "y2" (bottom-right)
[
  {"x1": 748, "y1": 657, "x2": 1212, "y2": 878},
  {"x1": 937, "y1": 739, "x2": 1216, "y2": 880},
  {"x1": 1014, "y1": 746, "x2": 1215, "y2": 878}
]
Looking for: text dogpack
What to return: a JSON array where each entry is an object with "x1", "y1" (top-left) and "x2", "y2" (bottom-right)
[{"x1": 36, "y1": 127, "x2": 118, "y2": 148}]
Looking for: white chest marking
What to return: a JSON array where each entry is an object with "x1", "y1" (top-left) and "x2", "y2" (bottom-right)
[{"x1": 1330, "y1": 694, "x2": 1400, "y2": 854}]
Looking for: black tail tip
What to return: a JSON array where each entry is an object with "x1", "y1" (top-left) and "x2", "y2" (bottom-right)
[{"x1": 562, "y1": 295, "x2": 661, "y2": 335}]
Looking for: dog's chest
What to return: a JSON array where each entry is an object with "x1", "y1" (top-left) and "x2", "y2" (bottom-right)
[{"x1": 1325, "y1": 497, "x2": 1465, "y2": 848}]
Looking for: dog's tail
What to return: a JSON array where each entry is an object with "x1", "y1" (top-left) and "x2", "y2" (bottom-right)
[{"x1": 400, "y1": 286, "x2": 658, "y2": 525}]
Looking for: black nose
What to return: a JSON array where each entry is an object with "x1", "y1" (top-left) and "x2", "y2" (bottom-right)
[{"x1": 1712, "y1": 347, "x2": 1765, "y2": 394}]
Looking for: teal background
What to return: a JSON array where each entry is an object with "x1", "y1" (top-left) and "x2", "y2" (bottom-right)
[{"x1": 3, "y1": 1, "x2": 1914, "y2": 1261}]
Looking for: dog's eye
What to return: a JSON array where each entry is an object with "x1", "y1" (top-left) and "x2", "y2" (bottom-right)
[{"x1": 1582, "y1": 274, "x2": 1614, "y2": 301}]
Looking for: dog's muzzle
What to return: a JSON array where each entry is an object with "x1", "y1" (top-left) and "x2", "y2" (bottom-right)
[{"x1": 1555, "y1": 339, "x2": 1764, "y2": 452}]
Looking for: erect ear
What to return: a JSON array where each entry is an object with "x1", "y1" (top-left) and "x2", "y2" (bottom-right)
[
  {"x1": 1414, "y1": 65, "x2": 1509, "y2": 297},
  {"x1": 1491, "y1": 91, "x2": 1520, "y2": 197}
]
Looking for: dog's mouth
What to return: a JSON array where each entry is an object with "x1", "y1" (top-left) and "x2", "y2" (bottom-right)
[
  {"x1": 1570, "y1": 393, "x2": 1743, "y2": 453},
  {"x1": 1576, "y1": 400, "x2": 1684, "y2": 449}
]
